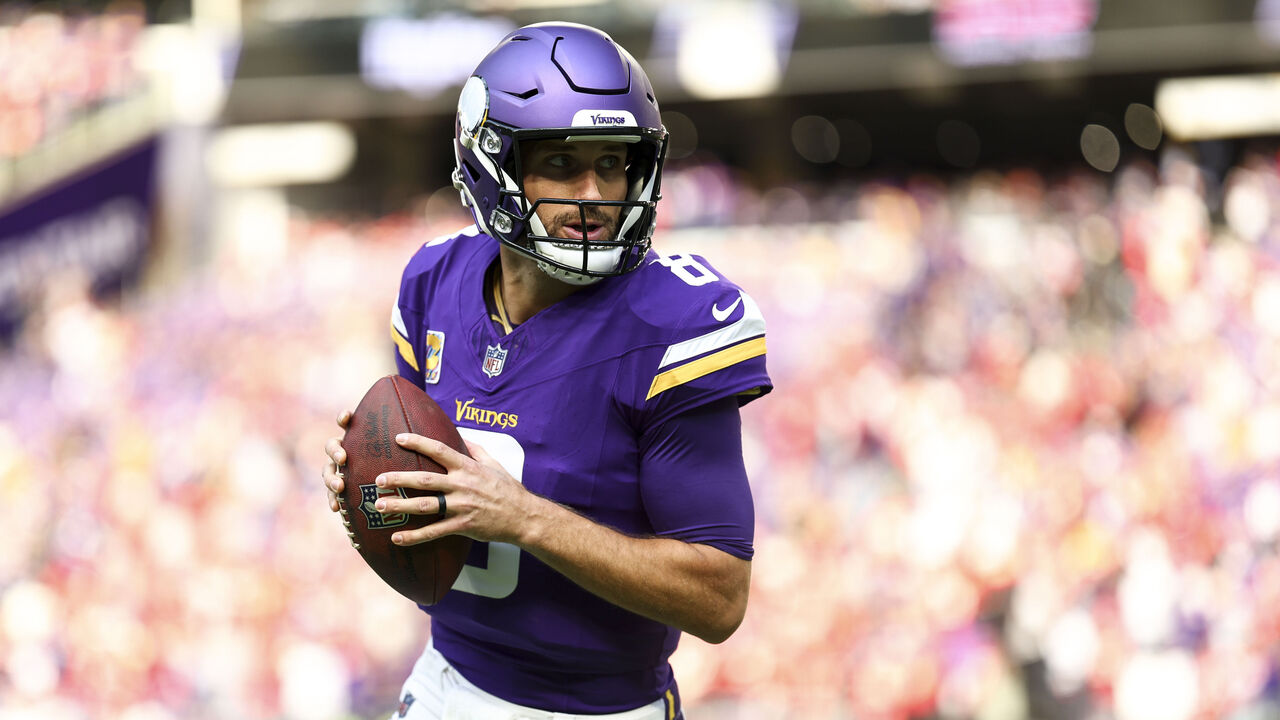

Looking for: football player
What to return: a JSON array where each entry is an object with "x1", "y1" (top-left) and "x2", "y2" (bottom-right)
[{"x1": 323, "y1": 22, "x2": 770, "y2": 720}]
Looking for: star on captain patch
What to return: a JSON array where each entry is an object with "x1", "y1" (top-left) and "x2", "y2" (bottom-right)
[{"x1": 482, "y1": 343, "x2": 508, "y2": 378}]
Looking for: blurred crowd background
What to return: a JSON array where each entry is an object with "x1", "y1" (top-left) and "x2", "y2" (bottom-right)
[{"x1": 6, "y1": 1, "x2": 1280, "y2": 719}]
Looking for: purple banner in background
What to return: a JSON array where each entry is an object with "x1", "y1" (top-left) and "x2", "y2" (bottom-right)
[{"x1": 0, "y1": 136, "x2": 158, "y2": 339}]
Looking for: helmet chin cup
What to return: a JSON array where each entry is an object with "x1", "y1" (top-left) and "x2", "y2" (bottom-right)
[
  {"x1": 532, "y1": 239, "x2": 623, "y2": 284},
  {"x1": 535, "y1": 259, "x2": 603, "y2": 286}
]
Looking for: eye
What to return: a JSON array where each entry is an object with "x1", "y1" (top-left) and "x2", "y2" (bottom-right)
[
  {"x1": 598, "y1": 154, "x2": 625, "y2": 171},
  {"x1": 547, "y1": 154, "x2": 572, "y2": 169}
]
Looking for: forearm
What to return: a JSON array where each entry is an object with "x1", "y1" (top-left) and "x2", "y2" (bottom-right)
[{"x1": 516, "y1": 494, "x2": 750, "y2": 644}]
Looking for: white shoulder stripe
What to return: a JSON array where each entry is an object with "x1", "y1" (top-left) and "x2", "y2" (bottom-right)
[
  {"x1": 391, "y1": 303, "x2": 410, "y2": 340},
  {"x1": 658, "y1": 291, "x2": 766, "y2": 369}
]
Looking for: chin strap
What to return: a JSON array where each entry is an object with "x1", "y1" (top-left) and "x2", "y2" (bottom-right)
[{"x1": 534, "y1": 258, "x2": 603, "y2": 286}]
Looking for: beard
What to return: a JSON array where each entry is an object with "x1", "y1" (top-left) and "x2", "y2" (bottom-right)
[{"x1": 538, "y1": 203, "x2": 623, "y2": 246}]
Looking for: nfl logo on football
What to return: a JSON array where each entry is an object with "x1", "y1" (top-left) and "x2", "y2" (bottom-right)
[
  {"x1": 359, "y1": 484, "x2": 408, "y2": 528},
  {"x1": 483, "y1": 343, "x2": 508, "y2": 378}
]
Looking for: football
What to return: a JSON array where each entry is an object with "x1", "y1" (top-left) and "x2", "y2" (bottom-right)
[{"x1": 338, "y1": 375, "x2": 472, "y2": 605}]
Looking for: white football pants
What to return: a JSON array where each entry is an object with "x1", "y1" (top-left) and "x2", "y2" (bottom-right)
[{"x1": 388, "y1": 641, "x2": 669, "y2": 720}]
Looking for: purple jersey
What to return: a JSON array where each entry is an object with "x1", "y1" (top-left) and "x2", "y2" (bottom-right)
[{"x1": 388, "y1": 226, "x2": 771, "y2": 713}]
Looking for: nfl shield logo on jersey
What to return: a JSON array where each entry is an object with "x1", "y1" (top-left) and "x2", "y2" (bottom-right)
[{"x1": 483, "y1": 343, "x2": 507, "y2": 378}]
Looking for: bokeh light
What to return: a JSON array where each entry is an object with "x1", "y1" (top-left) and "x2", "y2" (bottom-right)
[
  {"x1": 1081, "y1": 123, "x2": 1121, "y2": 172},
  {"x1": 791, "y1": 115, "x2": 840, "y2": 164}
]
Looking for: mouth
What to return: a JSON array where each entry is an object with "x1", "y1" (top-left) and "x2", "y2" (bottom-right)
[{"x1": 561, "y1": 221, "x2": 609, "y2": 243}]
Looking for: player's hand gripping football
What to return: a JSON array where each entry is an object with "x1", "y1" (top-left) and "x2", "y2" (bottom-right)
[
  {"x1": 368, "y1": 433, "x2": 540, "y2": 547},
  {"x1": 322, "y1": 410, "x2": 352, "y2": 512}
]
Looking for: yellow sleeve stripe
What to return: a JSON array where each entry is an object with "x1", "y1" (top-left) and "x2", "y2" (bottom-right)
[
  {"x1": 646, "y1": 336, "x2": 766, "y2": 401},
  {"x1": 390, "y1": 319, "x2": 419, "y2": 372}
]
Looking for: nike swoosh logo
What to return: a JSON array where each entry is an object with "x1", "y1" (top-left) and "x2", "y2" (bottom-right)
[{"x1": 711, "y1": 296, "x2": 743, "y2": 322}]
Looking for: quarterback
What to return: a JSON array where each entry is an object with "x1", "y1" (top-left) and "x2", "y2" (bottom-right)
[{"x1": 323, "y1": 22, "x2": 771, "y2": 720}]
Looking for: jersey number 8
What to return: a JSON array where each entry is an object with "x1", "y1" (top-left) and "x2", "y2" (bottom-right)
[{"x1": 655, "y1": 253, "x2": 717, "y2": 287}]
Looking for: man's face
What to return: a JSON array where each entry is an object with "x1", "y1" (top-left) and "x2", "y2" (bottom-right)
[{"x1": 520, "y1": 140, "x2": 629, "y2": 243}]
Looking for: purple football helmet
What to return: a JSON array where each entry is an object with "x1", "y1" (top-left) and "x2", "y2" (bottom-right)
[{"x1": 451, "y1": 23, "x2": 668, "y2": 285}]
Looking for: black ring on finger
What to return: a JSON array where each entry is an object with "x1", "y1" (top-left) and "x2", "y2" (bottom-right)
[{"x1": 436, "y1": 493, "x2": 447, "y2": 519}]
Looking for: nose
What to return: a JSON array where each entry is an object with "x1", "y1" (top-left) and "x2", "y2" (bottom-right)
[{"x1": 571, "y1": 168, "x2": 606, "y2": 202}]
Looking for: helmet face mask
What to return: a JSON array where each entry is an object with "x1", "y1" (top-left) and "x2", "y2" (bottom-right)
[{"x1": 451, "y1": 23, "x2": 668, "y2": 285}]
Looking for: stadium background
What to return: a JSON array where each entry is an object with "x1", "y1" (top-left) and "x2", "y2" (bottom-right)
[{"x1": 5, "y1": 0, "x2": 1280, "y2": 718}]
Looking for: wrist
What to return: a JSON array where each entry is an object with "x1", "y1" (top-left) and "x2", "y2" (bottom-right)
[{"x1": 511, "y1": 491, "x2": 561, "y2": 550}]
